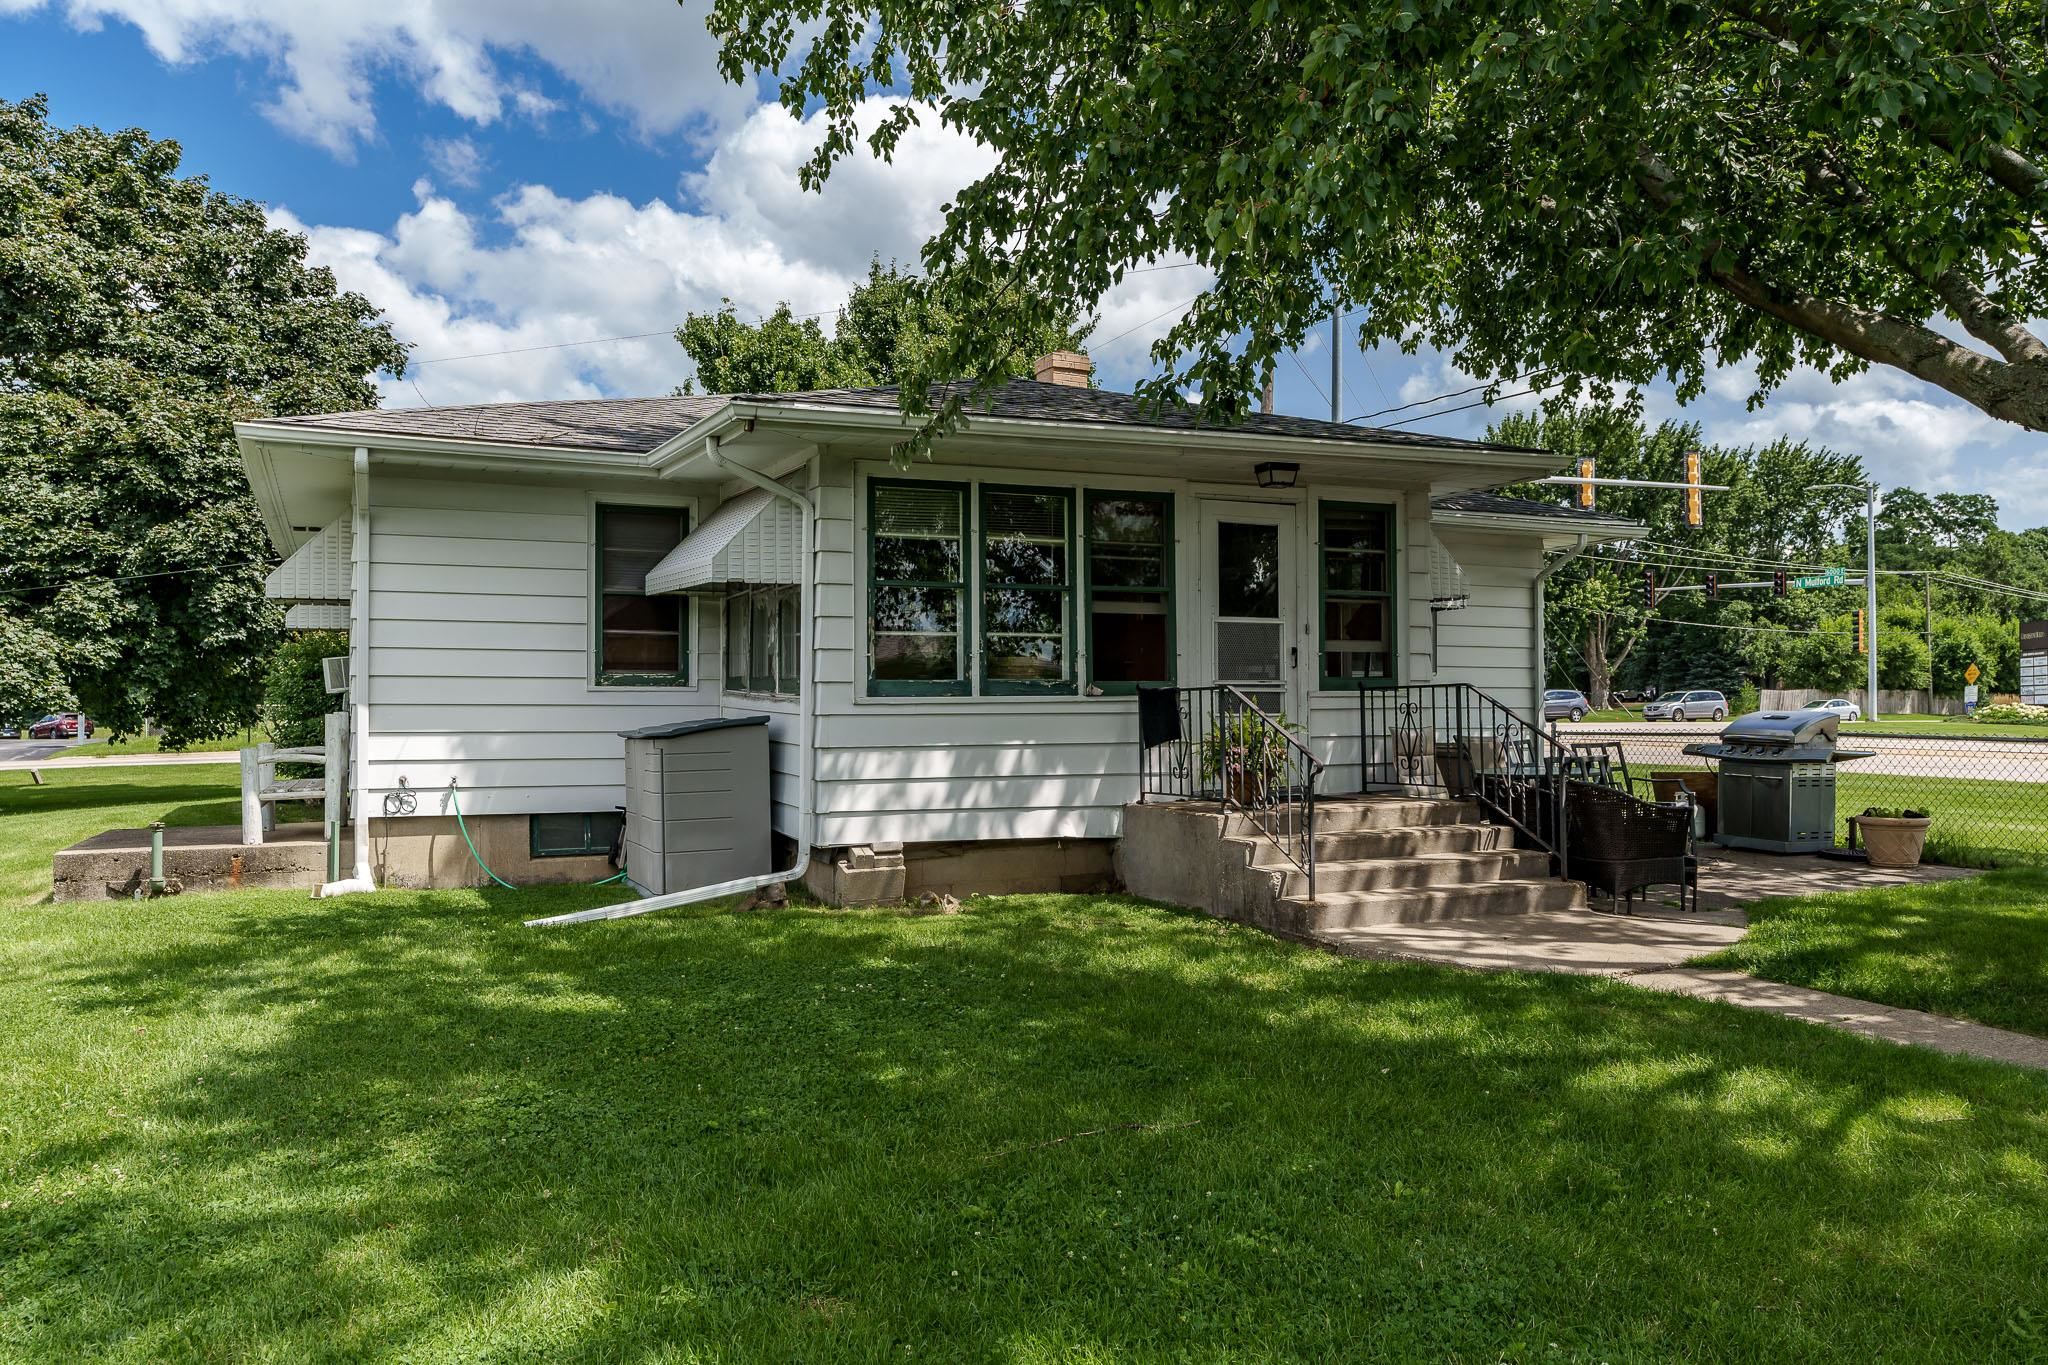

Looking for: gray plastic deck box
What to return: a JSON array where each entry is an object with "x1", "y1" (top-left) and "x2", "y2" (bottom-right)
[{"x1": 619, "y1": 716, "x2": 772, "y2": 895}]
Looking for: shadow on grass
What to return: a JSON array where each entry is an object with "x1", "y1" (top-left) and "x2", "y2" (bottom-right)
[
  {"x1": 1699, "y1": 869, "x2": 2048, "y2": 1036},
  {"x1": 7, "y1": 892, "x2": 2048, "y2": 1360},
  {"x1": 0, "y1": 781, "x2": 240, "y2": 824}
]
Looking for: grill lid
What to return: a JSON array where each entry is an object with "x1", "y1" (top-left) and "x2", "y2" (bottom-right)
[{"x1": 1717, "y1": 708, "x2": 1841, "y2": 747}]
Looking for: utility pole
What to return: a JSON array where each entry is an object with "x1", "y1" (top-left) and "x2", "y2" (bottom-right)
[
  {"x1": 1924, "y1": 572, "x2": 1934, "y2": 709},
  {"x1": 1329, "y1": 312, "x2": 1341, "y2": 423}
]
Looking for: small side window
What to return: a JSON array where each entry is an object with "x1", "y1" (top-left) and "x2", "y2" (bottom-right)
[{"x1": 531, "y1": 812, "x2": 623, "y2": 858}]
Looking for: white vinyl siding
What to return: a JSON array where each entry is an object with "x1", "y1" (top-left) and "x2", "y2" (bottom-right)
[{"x1": 362, "y1": 473, "x2": 714, "y2": 818}]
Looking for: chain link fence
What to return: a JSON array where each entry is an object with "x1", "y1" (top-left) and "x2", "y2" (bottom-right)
[{"x1": 1558, "y1": 722, "x2": 2048, "y2": 868}]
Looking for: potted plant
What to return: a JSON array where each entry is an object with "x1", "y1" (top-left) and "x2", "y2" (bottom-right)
[
  {"x1": 1852, "y1": 807, "x2": 1933, "y2": 868},
  {"x1": 1199, "y1": 709, "x2": 1303, "y2": 807}
]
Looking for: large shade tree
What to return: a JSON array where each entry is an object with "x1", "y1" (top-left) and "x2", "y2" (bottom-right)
[
  {"x1": 701, "y1": 0, "x2": 2048, "y2": 435},
  {"x1": 676, "y1": 259, "x2": 1088, "y2": 394},
  {"x1": 0, "y1": 97, "x2": 405, "y2": 742}
]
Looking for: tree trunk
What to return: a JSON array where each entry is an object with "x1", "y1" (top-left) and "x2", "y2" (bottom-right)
[{"x1": 1583, "y1": 618, "x2": 1613, "y2": 709}]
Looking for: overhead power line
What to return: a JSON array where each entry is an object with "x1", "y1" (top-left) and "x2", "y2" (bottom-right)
[{"x1": 0, "y1": 558, "x2": 272, "y2": 598}]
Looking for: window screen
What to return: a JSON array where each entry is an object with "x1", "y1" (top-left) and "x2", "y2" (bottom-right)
[
  {"x1": 1319, "y1": 502, "x2": 1395, "y2": 687},
  {"x1": 530, "y1": 811, "x2": 624, "y2": 858},
  {"x1": 598, "y1": 505, "x2": 687, "y2": 683},
  {"x1": 982, "y1": 487, "x2": 1074, "y2": 693},
  {"x1": 1086, "y1": 492, "x2": 1173, "y2": 690},
  {"x1": 869, "y1": 480, "x2": 968, "y2": 695}
]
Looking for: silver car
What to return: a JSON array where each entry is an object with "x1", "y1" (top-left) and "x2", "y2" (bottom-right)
[
  {"x1": 1642, "y1": 689, "x2": 1728, "y2": 722},
  {"x1": 1542, "y1": 689, "x2": 1591, "y2": 722}
]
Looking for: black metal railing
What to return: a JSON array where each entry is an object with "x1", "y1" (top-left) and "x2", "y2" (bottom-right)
[
  {"x1": 1137, "y1": 685, "x2": 1324, "y2": 901},
  {"x1": 1353, "y1": 683, "x2": 1576, "y2": 876}
]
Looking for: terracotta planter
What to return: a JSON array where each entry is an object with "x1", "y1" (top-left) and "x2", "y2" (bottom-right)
[{"x1": 1855, "y1": 814, "x2": 1932, "y2": 868}]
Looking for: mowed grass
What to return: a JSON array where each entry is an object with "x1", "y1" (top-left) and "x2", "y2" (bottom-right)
[
  {"x1": 5, "y1": 772, "x2": 2048, "y2": 1358},
  {"x1": 62, "y1": 730, "x2": 254, "y2": 758},
  {"x1": 1699, "y1": 869, "x2": 2048, "y2": 1037}
]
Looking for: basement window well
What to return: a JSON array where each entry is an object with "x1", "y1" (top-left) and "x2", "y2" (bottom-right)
[{"x1": 530, "y1": 811, "x2": 624, "y2": 858}]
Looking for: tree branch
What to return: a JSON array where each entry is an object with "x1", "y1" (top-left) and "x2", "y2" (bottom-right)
[{"x1": 1635, "y1": 154, "x2": 2048, "y2": 431}]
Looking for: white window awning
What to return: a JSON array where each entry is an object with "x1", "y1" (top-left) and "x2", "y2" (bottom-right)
[
  {"x1": 266, "y1": 519, "x2": 352, "y2": 604},
  {"x1": 646, "y1": 488, "x2": 801, "y2": 595}
]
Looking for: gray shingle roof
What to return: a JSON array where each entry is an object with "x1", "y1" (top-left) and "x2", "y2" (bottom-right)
[
  {"x1": 257, "y1": 380, "x2": 1551, "y2": 457},
  {"x1": 1430, "y1": 491, "x2": 1634, "y2": 523},
  {"x1": 260, "y1": 396, "x2": 728, "y2": 452}
]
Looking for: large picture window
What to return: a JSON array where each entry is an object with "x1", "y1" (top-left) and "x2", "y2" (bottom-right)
[
  {"x1": 1086, "y1": 491, "x2": 1173, "y2": 691},
  {"x1": 597, "y1": 505, "x2": 688, "y2": 685},
  {"x1": 1318, "y1": 501, "x2": 1396, "y2": 688},
  {"x1": 723, "y1": 585, "x2": 800, "y2": 696},
  {"x1": 982, "y1": 486, "x2": 1075, "y2": 694},
  {"x1": 869, "y1": 480, "x2": 969, "y2": 695}
]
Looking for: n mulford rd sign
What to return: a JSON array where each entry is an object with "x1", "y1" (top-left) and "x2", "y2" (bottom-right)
[{"x1": 1793, "y1": 567, "x2": 1847, "y2": 589}]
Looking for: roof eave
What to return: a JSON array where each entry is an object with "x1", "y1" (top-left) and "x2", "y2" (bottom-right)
[
  {"x1": 1431, "y1": 508, "x2": 1645, "y2": 545},
  {"x1": 233, "y1": 420, "x2": 663, "y2": 474},
  {"x1": 648, "y1": 398, "x2": 1562, "y2": 476}
]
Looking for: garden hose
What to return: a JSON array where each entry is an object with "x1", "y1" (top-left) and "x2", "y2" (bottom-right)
[
  {"x1": 447, "y1": 782, "x2": 632, "y2": 890},
  {"x1": 448, "y1": 783, "x2": 519, "y2": 890}
]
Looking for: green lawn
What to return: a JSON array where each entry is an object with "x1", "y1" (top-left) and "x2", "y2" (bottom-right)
[
  {"x1": 6, "y1": 773, "x2": 2048, "y2": 1358},
  {"x1": 1699, "y1": 869, "x2": 2048, "y2": 1038},
  {"x1": 61, "y1": 730, "x2": 254, "y2": 758}
]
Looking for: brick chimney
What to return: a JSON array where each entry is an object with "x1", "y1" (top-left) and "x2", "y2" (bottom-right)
[{"x1": 1032, "y1": 350, "x2": 1093, "y2": 387}]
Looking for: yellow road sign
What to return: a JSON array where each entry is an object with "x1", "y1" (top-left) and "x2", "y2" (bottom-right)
[{"x1": 1965, "y1": 663, "x2": 1982, "y2": 684}]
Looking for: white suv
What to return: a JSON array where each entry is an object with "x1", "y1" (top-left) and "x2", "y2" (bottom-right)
[{"x1": 1642, "y1": 689, "x2": 1729, "y2": 722}]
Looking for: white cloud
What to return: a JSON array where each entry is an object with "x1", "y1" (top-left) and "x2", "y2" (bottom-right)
[
  {"x1": 9, "y1": 0, "x2": 758, "y2": 154},
  {"x1": 423, "y1": 135, "x2": 485, "y2": 188},
  {"x1": 283, "y1": 98, "x2": 1193, "y2": 408}
]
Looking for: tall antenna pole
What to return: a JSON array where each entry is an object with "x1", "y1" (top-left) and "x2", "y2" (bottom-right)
[{"x1": 1330, "y1": 311, "x2": 1341, "y2": 422}]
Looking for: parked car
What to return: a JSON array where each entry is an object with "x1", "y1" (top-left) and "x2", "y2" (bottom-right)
[
  {"x1": 1815, "y1": 697, "x2": 1863, "y2": 722},
  {"x1": 0, "y1": 722, "x2": 19, "y2": 739},
  {"x1": 26, "y1": 714, "x2": 93, "y2": 739},
  {"x1": 1542, "y1": 689, "x2": 1592, "y2": 722},
  {"x1": 1641, "y1": 690, "x2": 1728, "y2": 722}
]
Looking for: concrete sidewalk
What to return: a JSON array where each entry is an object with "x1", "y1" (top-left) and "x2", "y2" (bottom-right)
[
  {"x1": 0, "y1": 751, "x2": 238, "y2": 772},
  {"x1": 1314, "y1": 851, "x2": 2048, "y2": 1073}
]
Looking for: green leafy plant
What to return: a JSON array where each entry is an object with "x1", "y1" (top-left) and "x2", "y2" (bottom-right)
[
  {"x1": 264, "y1": 630, "x2": 348, "y2": 754},
  {"x1": 1198, "y1": 708, "x2": 1304, "y2": 806},
  {"x1": 1974, "y1": 703, "x2": 2048, "y2": 725},
  {"x1": 1858, "y1": 807, "x2": 1931, "y2": 821}
]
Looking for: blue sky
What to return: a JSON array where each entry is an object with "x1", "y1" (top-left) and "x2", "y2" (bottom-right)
[{"x1": 6, "y1": 0, "x2": 2047, "y2": 527}]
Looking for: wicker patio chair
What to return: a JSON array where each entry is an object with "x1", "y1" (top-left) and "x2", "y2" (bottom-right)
[{"x1": 1566, "y1": 780, "x2": 1698, "y2": 915}]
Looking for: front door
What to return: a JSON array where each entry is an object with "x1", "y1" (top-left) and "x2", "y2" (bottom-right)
[{"x1": 1199, "y1": 501, "x2": 1299, "y2": 716}]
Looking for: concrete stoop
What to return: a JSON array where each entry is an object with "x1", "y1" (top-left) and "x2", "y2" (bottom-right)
[
  {"x1": 52, "y1": 823, "x2": 344, "y2": 902},
  {"x1": 1115, "y1": 796, "x2": 1584, "y2": 938}
]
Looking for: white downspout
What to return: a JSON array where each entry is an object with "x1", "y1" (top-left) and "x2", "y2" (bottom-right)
[
  {"x1": 321, "y1": 446, "x2": 377, "y2": 895},
  {"x1": 528, "y1": 434, "x2": 817, "y2": 927},
  {"x1": 1533, "y1": 533, "x2": 1591, "y2": 715}
]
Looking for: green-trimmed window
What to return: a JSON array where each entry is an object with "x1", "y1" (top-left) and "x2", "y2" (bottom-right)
[
  {"x1": 1319, "y1": 501, "x2": 1396, "y2": 688},
  {"x1": 1085, "y1": 491, "x2": 1173, "y2": 692},
  {"x1": 723, "y1": 584, "x2": 800, "y2": 696},
  {"x1": 530, "y1": 811, "x2": 623, "y2": 858},
  {"x1": 869, "y1": 480, "x2": 969, "y2": 695},
  {"x1": 981, "y1": 485, "x2": 1075, "y2": 694},
  {"x1": 597, "y1": 504, "x2": 688, "y2": 684}
]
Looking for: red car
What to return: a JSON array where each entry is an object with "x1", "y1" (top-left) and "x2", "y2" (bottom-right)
[{"x1": 26, "y1": 714, "x2": 93, "y2": 739}]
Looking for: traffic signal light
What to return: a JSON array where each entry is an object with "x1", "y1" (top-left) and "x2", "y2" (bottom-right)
[
  {"x1": 1684, "y1": 450, "x2": 1704, "y2": 527},
  {"x1": 1773, "y1": 569, "x2": 1788, "y2": 597},
  {"x1": 1854, "y1": 610, "x2": 1867, "y2": 654},
  {"x1": 1576, "y1": 458, "x2": 1596, "y2": 510},
  {"x1": 1642, "y1": 567, "x2": 1657, "y2": 609},
  {"x1": 1705, "y1": 571, "x2": 1719, "y2": 600}
]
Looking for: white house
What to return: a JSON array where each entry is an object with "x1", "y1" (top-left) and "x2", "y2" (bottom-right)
[{"x1": 235, "y1": 351, "x2": 1641, "y2": 903}]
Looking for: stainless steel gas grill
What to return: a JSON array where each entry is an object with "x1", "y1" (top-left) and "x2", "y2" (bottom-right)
[{"x1": 1682, "y1": 710, "x2": 1875, "y2": 853}]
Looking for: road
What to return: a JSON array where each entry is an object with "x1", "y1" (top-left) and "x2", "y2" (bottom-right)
[
  {"x1": 0, "y1": 737, "x2": 86, "y2": 764},
  {"x1": 1557, "y1": 721, "x2": 2048, "y2": 784}
]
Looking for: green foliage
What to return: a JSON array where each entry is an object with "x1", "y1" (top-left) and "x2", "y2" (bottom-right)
[
  {"x1": 263, "y1": 631, "x2": 348, "y2": 750},
  {"x1": 0, "y1": 96, "x2": 405, "y2": 744},
  {"x1": 706, "y1": 0, "x2": 2048, "y2": 438},
  {"x1": 1492, "y1": 405, "x2": 1863, "y2": 703},
  {"x1": 1975, "y1": 703, "x2": 2048, "y2": 725},
  {"x1": 0, "y1": 614, "x2": 75, "y2": 726},
  {"x1": 676, "y1": 259, "x2": 1088, "y2": 396}
]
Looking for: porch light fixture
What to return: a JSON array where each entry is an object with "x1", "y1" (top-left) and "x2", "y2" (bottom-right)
[{"x1": 1254, "y1": 461, "x2": 1299, "y2": 489}]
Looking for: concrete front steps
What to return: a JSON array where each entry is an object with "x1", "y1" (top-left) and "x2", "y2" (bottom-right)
[{"x1": 1116, "y1": 794, "x2": 1584, "y2": 939}]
